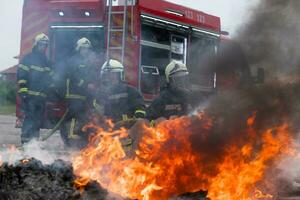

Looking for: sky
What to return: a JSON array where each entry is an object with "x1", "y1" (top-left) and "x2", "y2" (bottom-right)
[{"x1": 0, "y1": 0, "x2": 260, "y2": 71}]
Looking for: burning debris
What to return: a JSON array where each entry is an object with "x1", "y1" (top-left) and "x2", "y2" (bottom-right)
[
  {"x1": 72, "y1": 91, "x2": 299, "y2": 200},
  {"x1": 0, "y1": 158, "x2": 108, "y2": 200}
]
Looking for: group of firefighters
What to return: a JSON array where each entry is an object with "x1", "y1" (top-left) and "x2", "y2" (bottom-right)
[{"x1": 17, "y1": 33, "x2": 191, "y2": 146}]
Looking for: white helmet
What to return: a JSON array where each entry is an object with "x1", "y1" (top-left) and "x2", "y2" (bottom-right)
[
  {"x1": 76, "y1": 37, "x2": 92, "y2": 51},
  {"x1": 165, "y1": 60, "x2": 189, "y2": 83},
  {"x1": 33, "y1": 33, "x2": 49, "y2": 47},
  {"x1": 101, "y1": 59, "x2": 124, "y2": 83}
]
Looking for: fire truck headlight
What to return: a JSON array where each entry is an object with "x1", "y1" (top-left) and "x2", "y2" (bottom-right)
[
  {"x1": 58, "y1": 11, "x2": 64, "y2": 17},
  {"x1": 84, "y1": 11, "x2": 91, "y2": 17}
]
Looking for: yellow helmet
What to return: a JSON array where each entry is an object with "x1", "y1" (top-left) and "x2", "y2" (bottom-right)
[
  {"x1": 101, "y1": 59, "x2": 124, "y2": 72},
  {"x1": 76, "y1": 37, "x2": 92, "y2": 51},
  {"x1": 101, "y1": 59, "x2": 124, "y2": 82},
  {"x1": 165, "y1": 60, "x2": 188, "y2": 83},
  {"x1": 33, "y1": 33, "x2": 49, "y2": 47}
]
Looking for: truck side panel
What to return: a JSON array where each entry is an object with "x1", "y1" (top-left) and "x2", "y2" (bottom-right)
[{"x1": 139, "y1": 0, "x2": 221, "y2": 32}]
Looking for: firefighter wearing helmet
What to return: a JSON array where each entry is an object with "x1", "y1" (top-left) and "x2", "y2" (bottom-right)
[
  {"x1": 93, "y1": 59, "x2": 146, "y2": 123},
  {"x1": 60, "y1": 37, "x2": 98, "y2": 146},
  {"x1": 148, "y1": 60, "x2": 191, "y2": 119},
  {"x1": 17, "y1": 33, "x2": 53, "y2": 144}
]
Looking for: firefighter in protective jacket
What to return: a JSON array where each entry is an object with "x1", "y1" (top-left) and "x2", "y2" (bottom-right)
[
  {"x1": 148, "y1": 60, "x2": 191, "y2": 120},
  {"x1": 93, "y1": 59, "x2": 146, "y2": 123},
  {"x1": 17, "y1": 33, "x2": 52, "y2": 144},
  {"x1": 61, "y1": 37, "x2": 97, "y2": 144}
]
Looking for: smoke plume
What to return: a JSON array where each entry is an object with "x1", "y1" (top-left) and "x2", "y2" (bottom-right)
[{"x1": 236, "y1": 0, "x2": 300, "y2": 81}]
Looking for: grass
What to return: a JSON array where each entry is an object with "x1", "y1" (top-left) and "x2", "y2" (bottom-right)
[{"x1": 0, "y1": 104, "x2": 16, "y2": 115}]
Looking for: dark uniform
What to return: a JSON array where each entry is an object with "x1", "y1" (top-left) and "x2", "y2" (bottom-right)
[
  {"x1": 60, "y1": 53, "x2": 97, "y2": 143},
  {"x1": 65, "y1": 53, "x2": 97, "y2": 116},
  {"x1": 95, "y1": 83, "x2": 146, "y2": 122},
  {"x1": 147, "y1": 88, "x2": 190, "y2": 120},
  {"x1": 17, "y1": 50, "x2": 52, "y2": 143}
]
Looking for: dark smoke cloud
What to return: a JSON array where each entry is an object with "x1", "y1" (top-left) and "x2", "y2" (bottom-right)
[
  {"x1": 189, "y1": 0, "x2": 300, "y2": 196},
  {"x1": 236, "y1": 0, "x2": 300, "y2": 80}
]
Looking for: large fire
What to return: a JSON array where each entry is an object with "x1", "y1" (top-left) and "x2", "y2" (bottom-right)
[{"x1": 72, "y1": 112, "x2": 297, "y2": 200}]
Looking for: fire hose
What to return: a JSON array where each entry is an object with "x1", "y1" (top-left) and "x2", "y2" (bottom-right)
[{"x1": 41, "y1": 109, "x2": 69, "y2": 141}]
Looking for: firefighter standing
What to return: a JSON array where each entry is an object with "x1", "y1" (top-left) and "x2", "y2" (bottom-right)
[
  {"x1": 93, "y1": 59, "x2": 146, "y2": 123},
  {"x1": 147, "y1": 60, "x2": 191, "y2": 120},
  {"x1": 17, "y1": 33, "x2": 52, "y2": 144},
  {"x1": 61, "y1": 37, "x2": 97, "y2": 144}
]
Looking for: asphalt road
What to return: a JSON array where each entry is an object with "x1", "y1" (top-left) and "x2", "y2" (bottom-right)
[
  {"x1": 0, "y1": 114, "x2": 21, "y2": 145},
  {"x1": 0, "y1": 114, "x2": 65, "y2": 151}
]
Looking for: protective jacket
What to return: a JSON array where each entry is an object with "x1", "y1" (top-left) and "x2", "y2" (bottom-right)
[
  {"x1": 94, "y1": 83, "x2": 146, "y2": 122},
  {"x1": 17, "y1": 49, "x2": 52, "y2": 99},
  {"x1": 147, "y1": 88, "x2": 190, "y2": 120},
  {"x1": 17, "y1": 49, "x2": 52, "y2": 144},
  {"x1": 65, "y1": 53, "x2": 97, "y2": 101}
]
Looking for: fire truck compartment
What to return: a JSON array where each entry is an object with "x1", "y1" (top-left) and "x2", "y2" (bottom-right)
[
  {"x1": 140, "y1": 15, "x2": 219, "y2": 95},
  {"x1": 50, "y1": 23, "x2": 105, "y2": 64}
]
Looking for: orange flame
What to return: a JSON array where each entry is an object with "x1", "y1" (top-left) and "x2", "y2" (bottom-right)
[
  {"x1": 254, "y1": 189, "x2": 273, "y2": 199},
  {"x1": 73, "y1": 113, "x2": 296, "y2": 200},
  {"x1": 21, "y1": 158, "x2": 30, "y2": 164},
  {"x1": 74, "y1": 177, "x2": 90, "y2": 193}
]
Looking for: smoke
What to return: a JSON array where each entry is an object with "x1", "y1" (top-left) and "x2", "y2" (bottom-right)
[
  {"x1": 190, "y1": 0, "x2": 300, "y2": 196},
  {"x1": 0, "y1": 138, "x2": 71, "y2": 165},
  {"x1": 236, "y1": 0, "x2": 300, "y2": 80}
]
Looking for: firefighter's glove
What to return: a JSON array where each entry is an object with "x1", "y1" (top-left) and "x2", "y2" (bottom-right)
[
  {"x1": 134, "y1": 109, "x2": 147, "y2": 119},
  {"x1": 93, "y1": 99, "x2": 104, "y2": 115},
  {"x1": 150, "y1": 120, "x2": 156, "y2": 127}
]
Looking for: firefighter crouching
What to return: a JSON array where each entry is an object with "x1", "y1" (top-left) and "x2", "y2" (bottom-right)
[
  {"x1": 148, "y1": 60, "x2": 191, "y2": 120},
  {"x1": 60, "y1": 38, "x2": 97, "y2": 146},
  {"x1": 17, "y1": 33, "x2": 53, "y2": 144},
  {"x1": 92, "y1": 59, "x2": 146, "y2": 155},
  {"x1": 93, "y1": 59, "x2": 146, "y2": 125}
]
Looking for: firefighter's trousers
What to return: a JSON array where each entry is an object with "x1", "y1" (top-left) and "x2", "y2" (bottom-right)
[
  {"x1": 60, "y1": 99, "x2": 89, "y2": 147},
  {"x1": 21, "y1": 98, "x2": 46, "y2": 144}
]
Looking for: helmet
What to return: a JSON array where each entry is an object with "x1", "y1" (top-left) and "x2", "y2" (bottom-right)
[
  {"x1": 165, "y1": 60, "x2": 190, "y2": 93},
  {"x1": 76, "y1": 37, "x2": 92, "y2": 51},
  {"x1": 33, "y1": 33, "x2": 49, "y2": 47},
  {"x1": 165, "y1": 60, "x2": 189, "y2": 83},
  {"x1": 101, "y1": 59, "x2": 124, "y2": 84}
]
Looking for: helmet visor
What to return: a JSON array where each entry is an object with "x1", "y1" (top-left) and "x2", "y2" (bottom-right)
[
  {"x1": 101, "y1": 71, "x2": 123, "y2": 85},
  {"x1": 37, "y1": 40, "x2": 49, "y2": 46},
  {"x1": 169, "y1": 72, "x2": 190, "y2": 89}
]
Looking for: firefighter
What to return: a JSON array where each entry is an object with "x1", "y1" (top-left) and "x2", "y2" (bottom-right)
[
  {"x1": 93, "y1": 59, "x2": 146, "y2": 123},
  {"x1": 147, "y1": 60, "x2": 191, "y2": 120},
  {"x1": 17, "y1": 33, "x2": 52, "y2": 144},
  {"x1": 61, "y1": 37, "x2": 97, "y2": 145}
]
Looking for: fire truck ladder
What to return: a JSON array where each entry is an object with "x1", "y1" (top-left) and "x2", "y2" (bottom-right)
[{"x1": 106, "y1": 0, "x2": 129, "y2": 64}]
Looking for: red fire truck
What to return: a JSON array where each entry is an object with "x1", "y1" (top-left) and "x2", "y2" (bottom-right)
[{"x1": 17, "y1": 0, "x2": 255, "y2": 130}]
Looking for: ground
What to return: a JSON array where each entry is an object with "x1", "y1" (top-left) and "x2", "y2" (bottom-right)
[{"x1": 0, "y1": 114, "x2": 65, "y2": 152}]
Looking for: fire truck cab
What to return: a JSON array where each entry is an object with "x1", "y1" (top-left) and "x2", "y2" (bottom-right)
[{"x1": 17, "y1": 0, "x2": 224, "y2": 127}]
